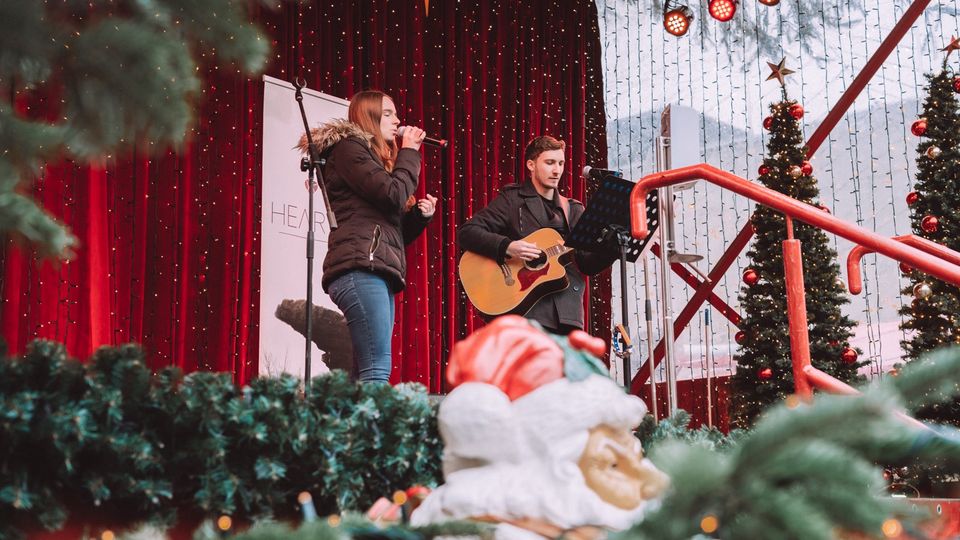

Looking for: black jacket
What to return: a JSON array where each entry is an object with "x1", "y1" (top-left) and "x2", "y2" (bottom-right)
[
  {"x1": 308, "y1": 119, "x2": 432, "y2": 293},
  {"x1": 457, "y1": 180, "x2": 617, "y2": 331}
]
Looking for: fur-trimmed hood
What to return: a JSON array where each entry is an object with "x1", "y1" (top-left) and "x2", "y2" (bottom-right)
[
  {"x1": 311, "y1": 117, "x2": 427, "y2": 295},
  {"x1": 297, "y1": 118, "x2": 373, "y2": 155}
]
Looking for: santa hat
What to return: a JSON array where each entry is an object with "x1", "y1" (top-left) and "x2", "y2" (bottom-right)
[{"x1": 446, "y1": 315, "x2": 610, "y2": 400}]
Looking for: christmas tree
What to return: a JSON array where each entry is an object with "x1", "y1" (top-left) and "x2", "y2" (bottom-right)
[
  {"x1": 899, "y1": 39, "x2": 960, "y2": 426},
  {"x1": 730, "y1": 60, "x2": 864, "y2": 428},
  {"x1": 0, "y1": 1, "x2": 271, "y2": 259}
]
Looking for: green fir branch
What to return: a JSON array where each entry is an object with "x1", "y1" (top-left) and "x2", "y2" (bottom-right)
[{"x1": 0, "y1": 1, "x2": 273, "y2": 259}]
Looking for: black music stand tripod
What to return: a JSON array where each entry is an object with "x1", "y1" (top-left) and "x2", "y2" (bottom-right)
[{"x1": 567, "y1": 172, "x2": 659, "y2": 388}]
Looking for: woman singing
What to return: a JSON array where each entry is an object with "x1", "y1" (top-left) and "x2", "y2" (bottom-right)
[{"x1": 303, "y1": 90, "x2": 437, "y2": 382}]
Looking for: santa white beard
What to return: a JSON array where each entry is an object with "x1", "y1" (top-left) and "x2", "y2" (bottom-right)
[
  {"x1": 410, "y1": 457, "x2": 654, "y2": 533},
  {"x1": 411, "y1": 376, "x2": 658, "y2": 533}
]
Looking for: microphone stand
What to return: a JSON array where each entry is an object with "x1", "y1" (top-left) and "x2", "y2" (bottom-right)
[
  {"x1": 292, "y1": 77, "x2": 338, "y2": 393},
  {"x1": 603, "y1": 225, "x2": 635, "y2": 389}
]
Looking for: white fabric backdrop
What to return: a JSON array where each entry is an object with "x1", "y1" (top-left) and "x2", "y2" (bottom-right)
[{"x1": 259, "y1": 75, "x2": 347, "y2": 378}]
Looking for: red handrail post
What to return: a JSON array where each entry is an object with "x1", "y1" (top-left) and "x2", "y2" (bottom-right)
[
  {"x1": 846, "y1": 245, "x2": 871, "y2": 295},
  {"x1": 783, "y1": 238, "x2": 813, "y2": 400}
]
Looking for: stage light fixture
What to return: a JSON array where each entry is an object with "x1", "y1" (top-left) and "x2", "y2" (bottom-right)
[
  {"x1": 708, "y1": 0, "x2": 737, "y2": 21},
  {"x1": 663, "y1": 2, "x2": 693, "y2": 36},
  {"x1": 758, "y1": 0, "x2": 780, "y2": 5}
]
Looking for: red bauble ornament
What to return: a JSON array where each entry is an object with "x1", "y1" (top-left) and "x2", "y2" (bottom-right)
[
  {"x1": 954, "y1": 77, "x2": 960, "y2": 93},
  {"x1": 899, "y1": 262, "x2": 912, "y2": 274},
  {"x1": 911, "y1": 119, "x2": 927, "y2": 137},
  {"x1": 789, "y1": 103, "x2": 804, "y2": 119},
  {"x1": 735, "y1": 330, "x2": 746, "y2": 344},
  {"x1": 742, "y1": 268, "x2": 760, "y2": 286},
  {"x1": 758, "y1": 367, "x2": 773, "y2": 380},
  {"x1": 801, "y1": 161, "x2": 813, "y2": 176},
  {"x1": 921, "y1": 215, "x2": 939, "y2": 233},
  {"x1": 829, "y1": 340, "x2": 840, "y2": 348},
  {"x1": 758, "y1": 164, "x2": 769, "y2": 176},
  {"x1": 841, "y1": 347, "x2": 858, "y2": 364},
  {"x1": 905, "y1": 191, "x2": 919, "y2": 206},
  {"x1": 763, "y1": 116, "x2": 773, "y2": 130}
]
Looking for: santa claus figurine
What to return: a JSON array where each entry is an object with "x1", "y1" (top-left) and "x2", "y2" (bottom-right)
[{"x1": 411, "y1": 316, "x2": 669, "y2": 540}]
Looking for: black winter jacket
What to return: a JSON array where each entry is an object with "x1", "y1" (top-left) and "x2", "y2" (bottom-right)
[
  {"x1": 457, "y1": 180, "x2": 617, "y2": 331},
  {"x1": 309, "y1": 119, "x2": 432, "y2": 293}
]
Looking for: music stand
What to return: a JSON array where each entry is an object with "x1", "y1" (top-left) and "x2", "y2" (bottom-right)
[{"x1": 567, "y1": 173, "x2": 659, "y2": 388}]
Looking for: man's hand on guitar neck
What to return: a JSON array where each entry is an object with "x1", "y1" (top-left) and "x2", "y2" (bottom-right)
[{"x1": 506, "y1": 240, "x2": 542, "y2": 261}]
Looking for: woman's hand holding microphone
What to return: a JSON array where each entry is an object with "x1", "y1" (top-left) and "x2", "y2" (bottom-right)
[{"x1": 399, "y1": 125, "x2": 427, "y2": 150}]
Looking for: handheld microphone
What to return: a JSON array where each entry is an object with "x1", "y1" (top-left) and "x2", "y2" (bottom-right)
[
  {"x1": 582, "y1": 165, "x2": 623, "y2": 179},
  {"x1": 398, "y1": 126, "x2": 449, "y2": 149}
]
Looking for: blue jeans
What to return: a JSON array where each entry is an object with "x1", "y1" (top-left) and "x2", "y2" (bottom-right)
[{"x1": 327, "y1": 270, "x2": 395, "y2": 382}]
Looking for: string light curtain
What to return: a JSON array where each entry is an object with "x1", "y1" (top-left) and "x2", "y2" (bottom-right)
[
  {"x1": 0, "y1": 0, "x2": 609, "y2": 391},
  {"x1": 596, "y1": 0, "x2": 959, "y2": 426}
]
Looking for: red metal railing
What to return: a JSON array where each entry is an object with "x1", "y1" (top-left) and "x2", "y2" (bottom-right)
[
  {"x1": 629, "y1": 163, "x2": 960, "y2": 401},
  {"x1": 847, "y1": 234, "x2": 960, "y2": 295}
]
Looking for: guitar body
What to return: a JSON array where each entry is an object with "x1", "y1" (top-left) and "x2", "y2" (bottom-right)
[{"x1": 459, "y1": 228, "x2": 571, "y2": 317}]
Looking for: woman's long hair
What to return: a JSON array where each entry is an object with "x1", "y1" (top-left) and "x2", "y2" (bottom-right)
[{"x1": 348, "y1": 90, "x2": 398, "y2": 171}]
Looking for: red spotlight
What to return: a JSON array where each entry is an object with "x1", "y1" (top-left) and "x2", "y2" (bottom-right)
[
  {"x1": 664, "y1": 3, "x2": 693, "y2": 36},
  {"x1": 759, "y1": 0, "x2": 780, "y2": 5},
  {"x1": 708, "y1": 0, "x2": 737, "y2": 21}
]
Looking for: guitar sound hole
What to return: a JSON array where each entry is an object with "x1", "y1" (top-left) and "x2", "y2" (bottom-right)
[{"x1": 524, "y1": 251, "x2": 547, "y2": 270}]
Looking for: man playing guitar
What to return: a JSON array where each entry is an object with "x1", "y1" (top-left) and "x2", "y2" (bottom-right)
[{"x1": 458, "y1": 136, "x2": 617, "y2": 334}]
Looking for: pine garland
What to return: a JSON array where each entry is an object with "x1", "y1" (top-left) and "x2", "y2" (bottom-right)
[
  {"x1": 635, "y1": 410, "x2": 744, "y2": 453},
  {"x1": 0, "y1": 340, "x2": 442, "y2": 539},
  {"x1": 617, "y1": 346, "x2": 960, "y2": 540},
  {"x1": 204, "y1": 515, "x2": 492, "y2": 540},
  {"x1": 4, "y1": 339, "x2": 960, "y2": 540}
]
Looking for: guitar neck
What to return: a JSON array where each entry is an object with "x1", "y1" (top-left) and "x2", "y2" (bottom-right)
[{"x1": 543, "y1": 244, "x2": 573, "y2": 258}]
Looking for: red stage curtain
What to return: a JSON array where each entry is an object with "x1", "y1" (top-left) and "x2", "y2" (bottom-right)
[{"x1": 0, "y1": 1, "x2": 609, "y2": 392}]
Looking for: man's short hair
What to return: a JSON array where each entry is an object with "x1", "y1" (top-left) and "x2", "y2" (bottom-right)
[{"x1": 524, "y1": 135, "x2": 566, "y2": 163}]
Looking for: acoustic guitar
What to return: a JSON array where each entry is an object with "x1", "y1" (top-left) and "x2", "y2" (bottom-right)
[{"x1": 458, "y1": 228, "x2": 573, "y2": 317}]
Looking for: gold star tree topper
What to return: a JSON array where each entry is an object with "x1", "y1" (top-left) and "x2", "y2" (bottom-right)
[{"x1": 766, "y1": 57, "x2": 795, "y2": 87}]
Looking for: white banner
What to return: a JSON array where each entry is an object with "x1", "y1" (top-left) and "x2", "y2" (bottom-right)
[{"x1": 259, "y1": 75, "x2": 348, "y2": 378}]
